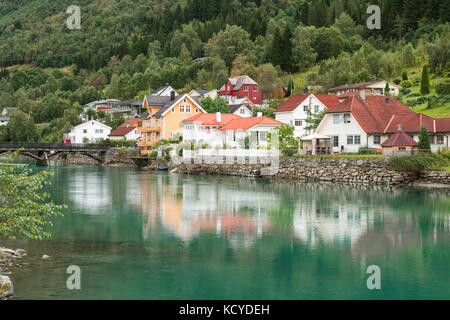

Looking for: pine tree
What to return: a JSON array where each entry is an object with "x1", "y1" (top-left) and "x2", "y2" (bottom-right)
[
  {"x1": 270, "y1": 28, "x2": 284, "y2": 68},
  {"x1": 420, "y1": 65, "x2": 430, "y2": 95},
  {"x1": 384, "y1": 82, "x2": 390, "y2": 95},
  {"x1": 286, "y1": 77, "x2": 294, "y2": 97},
  {"x1": 402, "y1": 70, "x2": 408, "y2": 80},
  {"x1": 418, "y1": 125, "x2": 431, "y2": 151}
]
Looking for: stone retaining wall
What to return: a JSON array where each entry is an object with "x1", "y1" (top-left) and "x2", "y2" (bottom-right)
[{"x1": 173, "y1": 158, "x2": 450, "y2": 186}]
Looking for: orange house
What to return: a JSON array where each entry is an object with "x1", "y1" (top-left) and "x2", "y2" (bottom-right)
[{"x1": 137, "y1": 93, "x2": 206, "y2": 154}]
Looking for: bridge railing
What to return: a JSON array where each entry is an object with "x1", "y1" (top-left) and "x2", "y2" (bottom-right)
[{"x1": 0, "y1": 142, "x2": 110, "y2": 150}]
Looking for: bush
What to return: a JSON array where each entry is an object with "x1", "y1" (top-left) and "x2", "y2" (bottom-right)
[
  {"x1": 435, "y1": 79, "x2": 450, "y2": 95},
  {"x1": 148, "y1": 151, "x2": 157, "y2": 158},
  {"x1": 400, "y1": 80, "x2": 412, "y2": 88},
  {"x1": 389, "y1": 153, "x2": 448, "y2": 172},
  {"x1": 358, "y1": 147, "x2": 376, "y2": 154}
]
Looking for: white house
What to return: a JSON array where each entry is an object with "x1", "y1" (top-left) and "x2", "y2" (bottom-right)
[
  {"x1": 151, "y1": 85, "x2": 178, "y2": 97},
  {"x1": 65, "y1": 120, "x2": 112, "y2": 143},
  {"x1": 0, "y1": 117, "x2": 9, "y2": 126},
  {"x1": 328, "y1": 80, "x2": 402, "y2": 96},
  {"x1": 311, "y1": 93, "x2": 450, "y2": 154},
  {"x1": 188, "y1": 89, "x2": 218, "y2": 100},
  {"x1": 274, "y1": 93, "x2": 340, "y2": 138},
  {"x1": 228, "y1": 103, "x2": 253, "y2": 118},
  {"x1": 108, "y1": 118, "x2": 141, "y2": 141},
  {"x1": 181, "y1": 112, "x2": 282, "y2": 148}
]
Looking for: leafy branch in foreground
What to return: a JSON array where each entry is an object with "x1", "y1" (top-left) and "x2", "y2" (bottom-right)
[{"x1": 0, "y1": 154, "x2": 66, "y2": 240}]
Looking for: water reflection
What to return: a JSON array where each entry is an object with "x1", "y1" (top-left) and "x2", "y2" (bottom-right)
[{"x1": 138, "y1": 173, "x2": 450, "y2": 254}]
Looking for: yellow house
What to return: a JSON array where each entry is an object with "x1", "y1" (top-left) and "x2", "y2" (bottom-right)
[{"x1": 137, "y1": 93, "x2": 206, "y2": 154}]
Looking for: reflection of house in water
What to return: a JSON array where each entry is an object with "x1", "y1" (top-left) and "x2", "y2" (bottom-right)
[
  {"x1": 140, "y1": 175, "x2": 272, "y2": 247},
  {"x1": 68, "y1": 168, "x2": 141, "y2": 215}
]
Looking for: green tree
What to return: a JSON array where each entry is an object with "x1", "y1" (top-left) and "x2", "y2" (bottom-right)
[
  {"x1": 205, "y1": 25, "x2": 252, "y2": 68},
  {"x1": 285, "y1": 77, "x2": 294, "y2": 98},
  {"x1": 420, "y1": 65, "x2": 430, "y2": 95},
  {"x1": 304, "y1": 108, "x2": 327, "y2": 133},
  {"x1": 0, "y1": 156, "x2": 65, "y2": 239},
  {"x1": 402, "y1": 70, "x2": 408, "y2": 80},
  {"x1": 418, "y1": 125, "x2": 431, "y2": 151},
  {"x1": 200, "y1": 97, "x2": 229, "y2": 113},
  {"x1": 312, "y1": 27, "x2": 344, "y2": 61},
  {"x1": 385, "y1": 82, "x2": 390, "y2": 95},
  {"x1": 6, "y1": 111, "x2": 38, "y2": 142},
  {"x1": 291, "y1": 26, "x2": 317, "y2": 68},
  {"x1": 270, "y1": 124, "x2": 298, "y2": 155}
]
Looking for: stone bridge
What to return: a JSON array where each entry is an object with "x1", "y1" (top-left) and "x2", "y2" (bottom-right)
[{"x1": 0, "y1": 142, "x2": 110, "y2": 165}]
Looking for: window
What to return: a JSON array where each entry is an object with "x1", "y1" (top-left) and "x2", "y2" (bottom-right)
[
  {"x1": 436, "y1": 135, "x2": 444, "y2": 145},
  {"x1": 354, "y1": 135, "x2": 361, "y2": 144},
  {"x1": 83, "y1": 129, "x2": 87, "y2": 133},
  {"x1": 260, "y1": 132, "x2": 267, "y2": 142},
  {"x1": 314, "y1": 105, "x2": 319, "y2": 113},
  {"x1": 294, "y1": 120, "x2": 302, "y2": 127},
  {"x1": 373, "y1": 135, "x2": 381, "y2": 144},
  {"x1": 243, "y1": 86, "x2": 248, "y2": 91},
  {"x1": 347, "y1": 136, "x2": 354, "y2": 144},
  {"x1": 195, "y1": 108, "x2": 198, "y2": 113},
  {"x1": 333, "y1": 136, "x2": 339, "y2": 147},
  {"x1": 429, "y1": 135, "x2": 436, "y2": 145},
  {"x1": 344, "y1": 114, "x2": 351, "y2": 123},
  {"x1": 240, "y1": 108, "x2": 245, "y2": 114},
  {"x1": 333, "y1": 114, "x2": 340, "y2": 124},
  {"x1": 253, "y1": 87, "x2": 258, "y2": 92},
  {"x1": 253, "y1": 96, "x2": 256, "y2": 100},
  {"x1": 185, "y1": 105, "x2": 191, "y2": 113},
  {"x1": 399, "y1": 147, "x2": 406, "y2": 150},
  {"x1": 303, "y1": 105, "x2": 308, "y2": 111},
  {"x1": 184, "y1": 98, "x2": 187, "y2": 103},
  {"x1": 172, "y1": 108, "x2": 175, "y2": 112},
  {"x1": 179, "y1": 105, "x2": 185, "y2": 112},
  {"x1": 95, "y1": 129, "x2": 103, "y2": 134}
]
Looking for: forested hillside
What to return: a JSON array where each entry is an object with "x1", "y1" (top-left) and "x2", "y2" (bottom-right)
[{"x1": 0, "y1": 0, "x2": 449, "y2": 142}]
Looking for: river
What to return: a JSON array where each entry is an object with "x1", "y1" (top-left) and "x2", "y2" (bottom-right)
[{"x1": 3, "y1": 166, "x2": 450, "y2": 299}]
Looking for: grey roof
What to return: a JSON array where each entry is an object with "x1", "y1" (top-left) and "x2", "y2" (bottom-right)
[
  {"x1": 152, "y1": 86, "x2": 170, "y2": 94},
  {"x1": 139, "y1": 110, "x2": 149, "y2": 119},
  {"x1": 143, "y1": 95, "x2": 201, "y2": 118},
  {"x1": 193, "y1": 89, "x2": 215, "y2": 95},
  {"x1": 228, "y1": 75, "x2": 258, "y2": 90},
  {"x1": 2, "y1": 107, "x2": 17, "y2": 114},
  {"x1": 228, "y1": 104, "x2": 253, "y2": 114}
]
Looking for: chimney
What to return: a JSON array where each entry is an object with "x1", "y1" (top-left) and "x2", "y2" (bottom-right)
[
  {"x1": 216, "y1": 112, "x2": 222, "y2": 123},
  {"x1": 257, "y1": 112, "x2": 262, "y2": 117},
  {"x1": 397, "y1": 124, "x2": 402, "y2": 132},
  {"x1": 360, "y1": 91, "x2": 366, "y2": 101},
  {"x1": 170, "y1": 90, "x2": 175, "y2": 101}
]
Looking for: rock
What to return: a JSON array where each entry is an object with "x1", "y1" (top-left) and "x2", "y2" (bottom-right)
[
  {"x1": 15, "y1": 249, "x2": 26, "y2": 258},
  {"x1": 41, "y1": 254, "x2": 50, "y2": 260},
  {"x1": 0, "y1": 275, "x2": 13, "y2": 300}
]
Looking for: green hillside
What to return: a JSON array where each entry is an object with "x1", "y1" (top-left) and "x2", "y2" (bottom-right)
[{"x1": 0, "y1": 0, "x2": 449, "y2": 142}]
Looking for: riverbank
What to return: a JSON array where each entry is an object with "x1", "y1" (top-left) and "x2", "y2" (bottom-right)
[{"x1": 172, "y1": 158, "x2": 450, "y2": 187}]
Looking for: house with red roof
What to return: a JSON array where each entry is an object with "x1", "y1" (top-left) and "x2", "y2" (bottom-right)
[
  {"x1": 219, "y1": 75, "x2": 261, "y2": 105},
  {"x1": 181, "y1": 112, "x2": 282, "y2": 147},
  {"x1": 274, "y1": 93, "x2": 340, "y2": 138},
  {"x1": 108, "y1": 118, "x2": 141, "y2": 141},
  {"x1": 380, "y1": 125, "x2": 418, "y2": 156},
  {"x1": 313, "y1": 93, "x2": 450, "y2": 153}
]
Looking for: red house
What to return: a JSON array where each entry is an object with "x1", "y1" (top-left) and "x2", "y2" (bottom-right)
[{"x1": 219, "y1": 75, "x2": 262, "y2": 105}]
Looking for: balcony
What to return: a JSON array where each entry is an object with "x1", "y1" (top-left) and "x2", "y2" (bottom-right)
[
  {"x1": 138, "y1": 126, "x2": 161, "y2": 132},
  {"x1": 137, "y1": 140, "x2": 155, "y2": 147}
]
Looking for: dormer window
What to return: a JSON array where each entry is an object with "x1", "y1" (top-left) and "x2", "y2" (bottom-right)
[
  {"x1": 344, "y1": 114, "x2": 351, "y2": 123},
  {"x1": 303, "y1": 105, "x2": 308, "y2": 111}
]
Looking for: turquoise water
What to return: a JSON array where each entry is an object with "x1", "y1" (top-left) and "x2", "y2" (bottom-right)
[{"x1": 4, "y1": 166, "x2": 450, "y2": 299}]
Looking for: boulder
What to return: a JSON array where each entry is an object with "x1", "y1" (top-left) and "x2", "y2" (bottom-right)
[{"x1": 0, "y1": 276, "x2": 13, "y2": 300}]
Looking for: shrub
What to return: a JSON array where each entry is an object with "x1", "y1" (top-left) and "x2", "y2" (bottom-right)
[
  {"x1": 435, "y1": 79, "x2": 450, "y2": 95},
  {"x1": 148, "y1": 151, "x2": 157, "y2": 158},
  {"x1": 358, "y1": 147, "x2": 376, "y2": 154},
  {"x1": 389, "y1": 153, "x2": 448, "y2": 172},
  {"x1": 400, "y1": 80, "x2": 412, "y2": 88}
]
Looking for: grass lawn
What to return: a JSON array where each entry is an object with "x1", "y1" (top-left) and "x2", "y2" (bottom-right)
[{"x1": 412, "y1": 102, "x2": 450, "y2": 118}]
